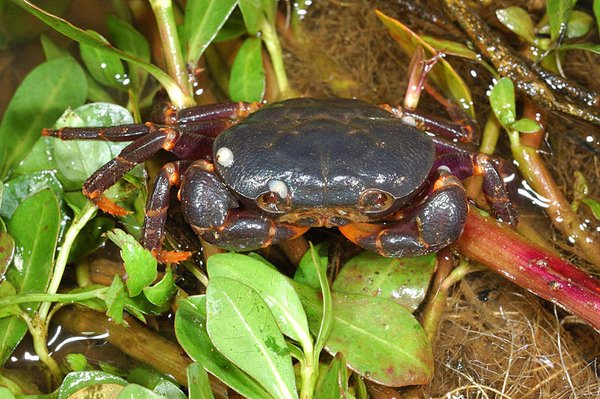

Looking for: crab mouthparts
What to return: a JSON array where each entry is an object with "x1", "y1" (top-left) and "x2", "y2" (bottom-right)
[{"x1": 276, "y1": 207, "x2": 372, "y2": 227}]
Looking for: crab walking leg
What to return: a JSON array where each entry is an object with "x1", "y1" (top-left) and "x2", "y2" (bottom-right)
[
  {"x1": 339, "y1": 170, "x2": 468, "y2": 257},
  {"x1": 152, "y1": 97, "x2": 262, "y2": 124},
  {"x1": 140, "y1": 161, "x2": 193, "y2": 262},
  {"x1": 434, "y1": 152, "x2": 518, "y2": 226},
  {"x1": 180, "y1": 162, "x2": 308, "y2": 252}
]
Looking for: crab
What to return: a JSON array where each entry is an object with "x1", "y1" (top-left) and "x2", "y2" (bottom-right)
[{"x1": 43, "y1": 97, "x2": 517, "y2": 262}]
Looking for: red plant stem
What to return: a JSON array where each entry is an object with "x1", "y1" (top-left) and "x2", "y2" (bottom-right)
[{"x1": 455, "y1": 210, "x2": 600, "y2": 330}]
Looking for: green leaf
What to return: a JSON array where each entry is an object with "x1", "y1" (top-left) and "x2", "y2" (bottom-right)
[
  {"x1": 0, "y1": 232, "x2": 15, "y2": 279},
  {"x1": 496, "y1": 6, "x2": 535, "y2": 43},
  {"x1": 565, "y1": 11, "x2": 593, "y2": 39},
  {"x1": 512, "y1": 118, "x2": 541, "y2": 133},
  {"x1": 1, "y1": 189, "x2": 59, "y2": 365},
  {"x1": 0, "y1": 387, "x2": 16, "y2": 399},
  {"x1": 581, "y1": 198, "x2": 600, "y2": 221},
  {"x1": 127, "y1": 364, "x2": 177, "y2": 390},
  {"x1": 117, "y1": 384, "x2": 164, "y2": 398},
  {"x1": 314, "y1": 353, "x2": 348, "y2": 399},
  {"x1": 293, "y1": 284, "x2": 434, "y2": 387},
  {"x1": 229, "y1": 37, "x2": 265, "y2": 102},
  {"x1": 153, "y1": 380, "x2": 187, "y2": 399},
  {"x1": 174, "y1": 296, "x2": 274, "y2": 399},
  {"x1": 595, "y1": 0, "x2": 600, "y2": 30},
  {"x1": 0, "y1": 281, "x2": 22, "y2": 319},
  {"x1": 68, "y1": 215, "x2": 114, "y2": 262},
  {"x1": 107, "y1": 15, "x2": 151, "y2": 93},
  {"x1": 238, "y1": 0, "x2": 264, "y2": 35},
  {"x1": 80, "y1": 30, "x2": 128, "y2": 90},
  {"x1": 207, "y1": 253, "x2": 312, "y2": 348},
  {"x1": 376, "y1": 10, "x2": 475, "y2": 118},
  {"x1": 57, "y1": 371, "x2": 127, "y2": 399},
  {"x1": 559, "y1": 43, "x2": 600, "y2": 55},
  {"x1": 143, "y1": 266, "x2": 176, "y2": 307},
  {"x1": 187, "y1": 363, "x2": 215, "y2": 399},
  {"x1": 0, "y1": 56, "x2": 87, "y2": 178},
  {"x1": 64, "y1": 353, "x2": 91, "y2": 372},
  {"x1": 184, "y1": 0, "x2": 238, "y2": 64},
  {"x1": 333, "y1": 252, "x2": 436, "y2": 312},
  {"x1": 489, "y1": 78, "x2": 516, "y2": 128},
  {"x1": 12, "y1": 0, "x2": 184, "y2": 106},
  {"x1": 0, "y1": 171, "x2": 63, "y2": 219},
  {"x1": 207, "y1": 277, "x2": 298, "y2": 399},
  {"x1": 294, "y1": 242, "x2": 328, "y2": 289},
  {"x1": 105, "y1": 275, "x2": 126, "y2": 324},
  {"x1": 40, "y1": 34, "x2": 69, "y2": 59},
  {"x1": 107, "y1": 229, "x2": 157, "y2": 297},
  {"x1": 214, "y1": 9, "x2": 246, "y2": 42},
  {"x1": 546, "y1": 0, "x2": 577, "y2": 42}
]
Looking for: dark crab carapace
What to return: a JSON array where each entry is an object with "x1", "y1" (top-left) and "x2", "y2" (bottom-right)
[{"x1": 43, "y1": 98, "x2": 517, "y2": 262}]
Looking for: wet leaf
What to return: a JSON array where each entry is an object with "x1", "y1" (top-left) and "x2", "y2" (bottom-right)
[
  {"x1": 57, "y1": 371, "x2": 127, "y2": 399},
  {"x1": 333, "y1": 252, "x2": 436, "y2": 312},
  {"x1": 153, "y1": 380, "x2": 187, "y2": 399},
  {"x1": 175, "y1": 295, "x2": 274, "y2": 399},
  {"x1": 1, "y1": 189, "x2": 60, "y2": 365},
  {"x1": 0, "y1": 232, "x2": 15, "y2": 279},
  {"x1": 187, "y1": 362, "x2": 215, "y2": 399},
  {"x1": 13, "y1": 0, "x2": 181, "y2": 102},
  {"x1": 143, "y1": 266, "x2": 176, "y2": 307},
  {"x1": 0, "y1": 281, "x2": 22, "y2": 319},
  {"x1": 293, "y1": 283, "x2": 434, "y2": 387},
  {"x1": 229, "y1": 37, "x2": 265, "y2": 102},
  {"x1": 208, "y1": 253, "x2": 312, "y2": 347},
  {"x1": 107, "y1": 15, "x2": 151, "y2": 92},
  {"x1": 496, "y1": 6, "x2": 535, "y2": 43},
  {"x1": 489, "y1": 77, "x2": 516, "y2": 128},
  {"x1": 0, "y1": 171, "x2": 63, "y2": 219},
  {"x1": 581, "y1": 198, "x2": 600, "y2": 221},
  {"x1": 80, "y1": 30, "x2": 128, "y2": 90},
  {"x1": 52, "y1": 102, "x2": 134, "y2": 190},
  {"x1": 107, "y1": 229, "x2": 157, "y2": 297},
  {"x1": 0, "y1": 56, "x2": 87, "y2": 179},
  {"x1": 376, "y1": 10, "x2": 475, "y2": 118},
  {"x1": 215, "y1": 9, "x2": 247, "y2": 42},
  {"x1": 546, "y1": 0, "x2": 577, "y2": 42},
  {"x1": 117, "y1": 384, "x2": 164, "y2": 398},
  {"x1": 105, "y1": 275, "x2": 126, "y2": 325},
  {"x1": 184, "y1": 0, "x2": 238, "y2": 64},
  {"x1": 512, "y1": 118, "x2": 541, "y2": 133},
  {"x1": 314, "y1": 353, "x2": 348, "y2": 399},
  {"x1": 207, "y1": 277, "x2": 297, "y2": 399},
  {"x1": 294, "y1": 242, "x2": 328, "y2": 289},
  {"x1": 63, "y1": 353, "x2": 91, "y2": 372},
  {"x1": 564, "y1": 11, "x2": 594, "y2": 39}
]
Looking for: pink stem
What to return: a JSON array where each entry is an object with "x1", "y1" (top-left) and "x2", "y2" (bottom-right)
[{"x1": 454, "y1": 209, "x2": 600, "y2": 330}]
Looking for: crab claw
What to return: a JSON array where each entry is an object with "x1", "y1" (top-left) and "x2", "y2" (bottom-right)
[
  {"x1": 155, "y1": 249, "x2": 193, "y2": 264},
  {"x1": 93, "y1": 194, "x2": 131, "y2": 216}
]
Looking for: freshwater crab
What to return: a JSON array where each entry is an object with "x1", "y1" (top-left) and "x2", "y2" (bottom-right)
[{"x1": 43, "y1": 97, "x2": 517, "y2": 262}]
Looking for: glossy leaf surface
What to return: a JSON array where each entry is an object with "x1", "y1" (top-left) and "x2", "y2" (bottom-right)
[{"x1": 229, "y1": 37, "x2": 265, "y2": 102}]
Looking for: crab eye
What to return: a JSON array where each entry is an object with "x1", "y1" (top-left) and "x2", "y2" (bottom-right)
[
  {"x1": 257, "y1": 180, "x2": 291, "y2": 213},
  {"x1": 358, "y1": 189, "x2": 394, "y2": 214}
]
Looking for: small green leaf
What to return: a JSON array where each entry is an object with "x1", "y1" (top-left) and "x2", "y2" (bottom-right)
[
  {"x1": 581, "y1": 198, "x2": 600, "y2": 221},
  {"x1": 215, "y1": 9, "x2": 247, "y2": 42},
  {"x1": 229, "y1": 37, "x2": 265, "y2": 102},
  {"x1": 64, "y1": 353, "x2": 91, "y2": 372},
  {"x1": 376, "y1": 10, "x2": 475, "y2": 118},
  {"x1": 153, "y1": 380, "x2": 187, "y2": 399},
  {"x1": 0, "y1": 387, "x2": 16, "y2": 399},
  {"x1": 333, "y1": 252, "x2": 436, "y2": 312},
  {"x1": 106, "y1": 15, "x2": 151, "y2": 93},
  {"x1": 143, "y1": 266, "x2": 176, "y2": 307},
  {"x1": 489, "y1": 78, "x2": 516, "y2": 128},
  {"x1": 107, "y1": 229, "x2": 157, "y2": 297},
  {"x1": 294, "y1": 242, "x2": 328, "y2": 289},
  {"x1": 68, "y1": 215, "x2": 114, "y2": 263},
  {"x1": 314, "y1": 353, "x2": 348, "y2": 399},
  {"x1": 207, "y1": 277, "x2": 298, "y2": 399},
  {"x1": 546, "y1": 0, "x2": 577, "y2": 42},
  {"x1": 184, "y1": 0, "x2": 238, "y2": 64},
  {"x1": 496, "y1": 6, "x2": 535, "y2": 43},
  {"x1": 565, "y1": 11, "x2": 593, "y2": 39},
  {"x1": 105, "y1": 275, "x2": 126, "y2": 324},
  {"x1": 175, "y1": 296, "x2": 274, "y2": 399},
  {"x1": 512, "y1": 118, "x2": 541, "y2": 133},
  {"x1": 187, "y1": 363, "x2": 215, "y2": 399},
  {"x1": 293, "y1": 284, "x2": 434, "y2": 387},
  {"x1": 595, "y1": 0, "x2": 600, "y2": 29},
  {"x1": 0, "y1": 281, "x2": 22, "y2": 319},
  {"x1": 117, "y1": 384, "x2": 164, "y2": 398},
  {"x1": 0, "y1": 56, "x2": 87, "y2": 178},
  {"x1": 208, "y1": 253, "x2": 312, "y2": 348},
  {"x1": 80, "y1": 30, "x2": 128, "y2": 89},
  {"x1": 40, "y1": 34, "x2": 69, "y2": 59},
  {"x1": 238, "y1": 0, "x2": 264, "y2": 35}
]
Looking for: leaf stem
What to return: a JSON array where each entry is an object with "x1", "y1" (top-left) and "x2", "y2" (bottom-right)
[
  {"x1": 149, "y1": 0, "x2": 195, "y2": 107},
  {"x1": 38, "y1": 203, "x2": 98, "y2": 320},
  {"x1": 260, "y1": 19, "x2": 295, "y2": 99},
  {"x1": 22, "y1": 314, "x2": 61, "y2": 384},
  {"x1": 0, "y1": 288, "x2": 108, "y2": 308}
]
